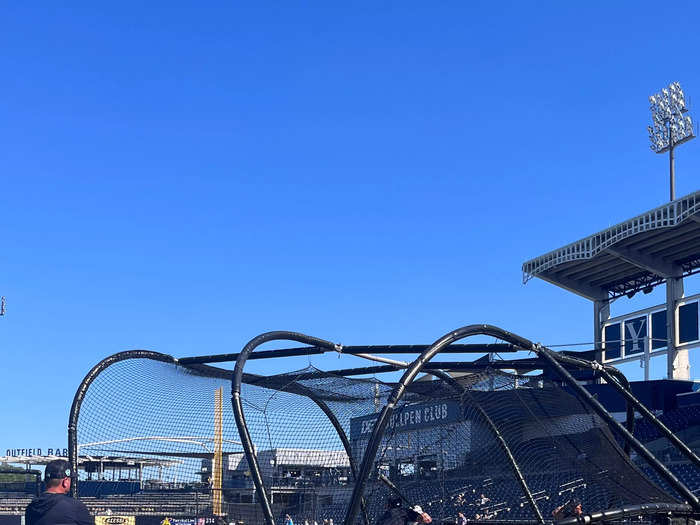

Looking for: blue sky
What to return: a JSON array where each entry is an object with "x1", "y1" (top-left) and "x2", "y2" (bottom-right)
[{"x1": 2, "y1": 2, "x2": 700, "y2": 450}]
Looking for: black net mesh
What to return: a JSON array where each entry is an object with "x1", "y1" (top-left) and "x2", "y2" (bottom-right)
[
  {"x1": 75, "y1": 356, "x2": 682, "y2": 524},
  {"x1": 75, "y1": 357, "x2": 265, "y2": 523},
  {"x1": 626, "y1": 405, "x2": 700, "y2": 503}
]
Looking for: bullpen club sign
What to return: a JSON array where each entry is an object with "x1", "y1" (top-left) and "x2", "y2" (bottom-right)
[{"x1": 350, "y1": 400, "x2": 461, "y2": 442}]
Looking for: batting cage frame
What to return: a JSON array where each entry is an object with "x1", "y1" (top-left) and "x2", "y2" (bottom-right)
[{"x1": 68, "y1": 324, "x2": 700, "y2": 525}]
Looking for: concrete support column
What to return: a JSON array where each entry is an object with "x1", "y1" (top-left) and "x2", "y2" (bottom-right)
[
  {"x1": 594, "y1": 299, "x2": 610, "y2": 363},
  {"x1": 667, "y1": 277, "x2": 689, "y2": 380}
]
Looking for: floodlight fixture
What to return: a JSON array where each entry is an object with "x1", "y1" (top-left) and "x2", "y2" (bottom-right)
[{"x1": 648, "y1": 81, "x2": 696, "y2": 200}]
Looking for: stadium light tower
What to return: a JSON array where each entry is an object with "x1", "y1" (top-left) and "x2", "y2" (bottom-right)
[{"x1": 648, "y1": 81, "x2": 696, "y2": 201}]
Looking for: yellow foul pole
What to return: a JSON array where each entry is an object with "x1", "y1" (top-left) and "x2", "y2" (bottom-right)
[{"x1": 213, "y1": 387, "x2": 223, "y2": 516}]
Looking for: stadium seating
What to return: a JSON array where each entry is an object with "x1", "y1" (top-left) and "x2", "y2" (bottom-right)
[{"x1": 634, "y1": 405, "x2": 700, "y2": 442}]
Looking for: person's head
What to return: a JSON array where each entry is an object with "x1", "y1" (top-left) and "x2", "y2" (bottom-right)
[
  {"x1": 556, "y1": 499, "x2": 582, "y2": 519},
  {"x1": 561, "y1": 499, "x2": 581, "y2": 516},
  {"x1": 44, "y1": 459, "x2": 72, "y2": 494}
]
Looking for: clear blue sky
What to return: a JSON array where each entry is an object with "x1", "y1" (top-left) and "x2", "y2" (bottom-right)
[{"x1": 2, "y1": 1, "x2": 700, "y2": 450}]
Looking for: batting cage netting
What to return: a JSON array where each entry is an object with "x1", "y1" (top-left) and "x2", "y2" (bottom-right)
[
  {"x1": 69, "y1": 326, "x2": 700, "y2": 524},
  {"x1": 232, "y1": 367, "x2": 680, "y2": 524},
  {"x1": 70, "y1": 353, "x2": 245, "y2": 519}
]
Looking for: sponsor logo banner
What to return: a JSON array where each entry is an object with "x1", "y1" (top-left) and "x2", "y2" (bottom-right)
[
  {"x1": 96, "y1": 517, "x2": 135, "y2": 525},
  {"x1": 159, "y1": 518, "x2": 216, "y2": 525}
]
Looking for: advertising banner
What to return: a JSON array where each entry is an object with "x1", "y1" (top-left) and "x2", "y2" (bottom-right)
[
  {"x1": 134, "y1": 517, "x2": 217, "y2": 525},
  {"x1": 96, "y1": 517, "x2": 136, "y2": 525},
  {"x1": 603, "y1": 297, "x2": 700, "y2": 363}
]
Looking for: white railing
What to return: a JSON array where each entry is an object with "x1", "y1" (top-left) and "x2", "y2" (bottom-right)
[{"x1": 522, "y1": 190, "x2": 700, "y2": 283}]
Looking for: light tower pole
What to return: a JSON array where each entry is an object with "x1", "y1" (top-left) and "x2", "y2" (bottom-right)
[
  {"x1": 648, "y1": 81, "x2": 696, "y2": 201},
  {"x1": 648, "y1": 82, "x2": 696, "y2": 379}
]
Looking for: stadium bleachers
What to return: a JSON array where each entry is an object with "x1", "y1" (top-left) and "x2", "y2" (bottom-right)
[
  {"x1": 80, "y1": 491, "x2": 211, "y2": 516},
  {"x1": 270, "y1": 400, "x2": 700, "y2": 523},
  {"x1": 633, "y1": 405, "x2": 700, "y2": 442},
  {"x1": 2, "y1": 462, "x2": 699, "y2": 523},
  {"x1": 3, "y1": 406, "x2": 700, "y2": 523},
  {"x1": 357, "y1": 462, "x2": 700, "y2": 524},
  {"x1": 78, "y1": 481, "x2": 141, "y2": 497}
]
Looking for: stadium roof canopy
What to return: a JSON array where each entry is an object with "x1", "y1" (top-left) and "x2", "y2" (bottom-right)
[{"x1": 522, "y1": 190, "x2": 700, "y2": 300}]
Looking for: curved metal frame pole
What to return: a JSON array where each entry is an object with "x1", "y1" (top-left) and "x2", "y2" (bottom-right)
[
  {"x1": 429, "y1": 369, "x2": 545, "y2": 523},
  {"x1": 555, "y1": 502, "x2": 694, "y2": 524},
  {"x1": 354, "y1": 361, "x2": 544, "y2": 523},
  {"x1": 536, "y1": 345, "x2": 700, "y2": 511},
  {"x1": 596, "y1": 367, "x2": 700, "y2": 469},
  {"x1": 607, "y1": 367, "x2": 635, "y2": 456},
  {"x1": 68, "y1": 350, "x2": 178, "y2": 497},
  {"x1": 343, "y1": 324, "x2": 537, "y2": 525},
  {"x1": 552, "y1": 353, "x2": 636, "y2": 455},
  {"x1": 231, "y1": 331, "x2": 369, "y2": 525},
  {"x1": 594, "y1": 364, "x2": 635, "y2": 456},
  {"x1": 272, "y1": 379, "x2": 371, "y2": 525}
]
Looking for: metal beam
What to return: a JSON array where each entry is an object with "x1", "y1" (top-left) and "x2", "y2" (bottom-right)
[
  {"x1": 629, "y1": 228, "x2": 681, "y2": 250},
  {"x1": 645, "y1": 229, "x2": 700, "y2": 254},
  {"x1": 246, "y1": 359, "x2": 549, "y2": 382},
  {"x1": 561, "y1": 254, "x2": 623, "y2": 281},
  {"x1": 589, "y1": 267, "x2": 652, "y2": 288},
  {"x1": 630, "y1": 223, "x2": 697, "y2": 250},
  {"x1": 605, "y1": 246, "x2": 681, "y2": 278},
  {"x1": 585, "y1": 262, "x2": 637, "y2": 286},
  {"x1": 178, "y1": 343, "x2": 521, "y2": 365},
  {"x1": 650, "y1": 235, "x2": 700, "y2": 260},
  {"x1": 534, "y1": 272, "x2": 607, "y2": 301},
  {"x1": 665, "y1": 243, "x2": 700, "y2": 260}
]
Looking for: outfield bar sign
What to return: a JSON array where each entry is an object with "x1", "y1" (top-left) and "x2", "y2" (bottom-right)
[
  {"x1": 5, "y1": 447, "x2": 68, "y2": 457},
  {"x1": 350, "y1": 400, "x2": 461, "y2": 442},
  {"x1": 603, "y1": 297, "x2": 699, "y2": 363}
]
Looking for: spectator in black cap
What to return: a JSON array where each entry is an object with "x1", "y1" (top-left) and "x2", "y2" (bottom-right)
[{"x1": 25, "y1": 459, "x2": 93, "y2": 525}]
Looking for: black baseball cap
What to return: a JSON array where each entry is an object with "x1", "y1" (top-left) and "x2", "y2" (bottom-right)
[{"x1": 45, "y1": 459, "x2": 72, "y2": 481}]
